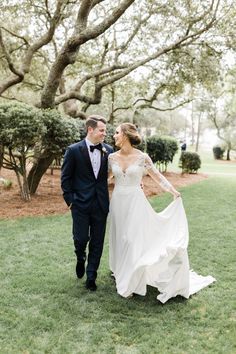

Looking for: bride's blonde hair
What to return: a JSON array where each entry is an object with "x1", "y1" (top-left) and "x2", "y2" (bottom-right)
[{"x1": 120, "y1": 123, "x2": 142, "y2": 146}]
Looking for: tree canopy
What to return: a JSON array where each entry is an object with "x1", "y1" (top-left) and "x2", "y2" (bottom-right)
[
  {"x1": 1, "y1": 0, "x2": 236, "y2": 196},
  {"x1": 1, "y1": 0, "x2": 233, "y2": 120}
]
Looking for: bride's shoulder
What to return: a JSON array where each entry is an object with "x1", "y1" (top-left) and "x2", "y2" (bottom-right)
[
  {"x1": 108, "y1": 151, "x2": 118, "y2": 160},
  {"x1": 140, "y1": 151, "x2": 151, "y2": 159},
  {"x1": 136, "y1": 152, "x2": 153, "y2": 167},
  {"x1": 132, "y1": 150, "x2": 150, "y2": 166},
  {"x1": 135, "y1": 150, "x2": 149, "y2": 160},
  {"x1": 133, "y1": 149, "x2": 145, "y2": 156}
]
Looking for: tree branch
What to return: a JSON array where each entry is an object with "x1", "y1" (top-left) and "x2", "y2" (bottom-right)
[
  {"x1": 113, "y1": 105, "x2": 132, "y2": 113},
  {"x1": 0, "y1": 0, "x2": 66, "y2": 95},
  {"x1": 136, "y1": 99, "x2": 192, "y2": 112},
  {"x1": 0, "y1": 26, "x2": 29, "y2": 45},
  {"x1": 0, "y1": 29, "x2": 24, "y2": 78},
  {"x1": 40, "y1": 0, "x2": 135, "y2": 108},
  {"x1": 54, "y1": 64, "x2": 126, "y2": 106},
  {"x1": 74, "y1": 0, "x2": 94, "y2": 33},
  {"x1": 52, "y1": 0, "x2": 220, "y2": 111},
  {"x1": 115, "y1": 12, "x2": 153, "y2": 59},
  {"x1": 95, "y1": 2, "x2": 220, "y2": 90},
  {"x1": 91, "y1": 0, "x2": 105, "y2": 6}
]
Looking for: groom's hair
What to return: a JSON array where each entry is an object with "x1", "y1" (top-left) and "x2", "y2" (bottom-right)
[{"x1": 85, "y1": 115, "x2": 107, "y2": 131}]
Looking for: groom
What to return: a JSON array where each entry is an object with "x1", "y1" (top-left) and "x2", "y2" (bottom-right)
[{"x1": 61, "y1": 115, "x2": 113, "y2": 291}]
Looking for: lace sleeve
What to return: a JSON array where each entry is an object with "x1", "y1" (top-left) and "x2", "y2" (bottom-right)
[
  {"x1": 144, "y1": 154, "x2": 173, "y2": 192},
  {"x1": 108, "y1": 153, "x2": 116, "y2": 172},
  {"x1": 108, "y1": 154, "x2": 112, "y2": 171}
]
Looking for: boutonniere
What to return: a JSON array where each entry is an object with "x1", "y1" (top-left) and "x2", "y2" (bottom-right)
[{"x1": 102, "y1": 146, "x2": 108, "y2": 156}]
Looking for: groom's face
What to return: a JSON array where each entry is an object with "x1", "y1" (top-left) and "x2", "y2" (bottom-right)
[{"x1": 89, "y1": 121, "x2": 106, "y2": 144}]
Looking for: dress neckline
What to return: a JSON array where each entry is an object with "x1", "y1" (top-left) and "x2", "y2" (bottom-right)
[{"x1": 110, "y1": 153, "x2": 144, "y2": 174}]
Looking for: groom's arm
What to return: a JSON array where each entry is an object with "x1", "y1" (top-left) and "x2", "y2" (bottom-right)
[{"x1": 61, "y1": 147, "x2": 75, "y2": 207}]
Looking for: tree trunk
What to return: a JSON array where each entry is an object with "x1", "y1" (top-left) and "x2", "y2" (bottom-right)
[
  {"x1": 191, "y1": 100, "x2": 195, "y2": 146},
  {"x1": 21, "y1": 155, "x2": 31, "y2": 201},
  {"x1": 226, "y1": 149, "x2": 230, "y2": 161},
  {"x1": 0, "y1": 144, "x2": 3, "y2": 173},
  {"x1": 28, "y1": 155, "x2": 55, "y2": 194},
  {"x1": 195, "y1": 113, "x2": 201, "y2": 152},
  {"x1": 109, "y1": 85, "x2": 115, "y2": 124}
]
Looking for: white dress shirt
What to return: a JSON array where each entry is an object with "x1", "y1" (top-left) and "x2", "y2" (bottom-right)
[{"x1": 85, "y1": 138, "x2": 101, "y2": 178}]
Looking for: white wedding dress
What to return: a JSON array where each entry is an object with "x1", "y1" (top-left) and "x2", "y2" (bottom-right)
[{"x1": 108, "y1": 152, "x2": 215, "y2": 303}]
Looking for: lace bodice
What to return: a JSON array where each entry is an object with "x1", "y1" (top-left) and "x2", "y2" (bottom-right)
[{"x1": 108, "y1": 152, "x2": 173, "y2": 191}]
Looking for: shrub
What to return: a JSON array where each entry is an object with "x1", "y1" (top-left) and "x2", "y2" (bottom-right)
[
  {"x1": 0, "y1": 177, "x2": 13, "y2": 190},
  {"x1": 3, "y1": 179, "x2": 13, "y2": 189},
  {"x1": 136, "y1": 139, "x2": 145, "y2": 152},
  {"x1": 213, "y1": 145, "x2": 225, "y2": 160},
  {"x1": 179, "y1": 151, "x2": 201, "y2": 174},
  {"x1": 0, "y1": 102, "x2": 81, "y2": 200},
  {"x1": 39, "y1": 109, "x2": 81, "y2": 157},
  {"x1": 0, "y1": 102, "x2": 44, "y2": 200},
  {"x1": 146, "y1": 135, "x2": 178, "y2": 172}
]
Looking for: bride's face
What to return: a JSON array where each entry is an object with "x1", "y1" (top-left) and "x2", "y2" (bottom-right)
[{"x1": 113, "y1": 126, "x2": 125, "y2": 147}]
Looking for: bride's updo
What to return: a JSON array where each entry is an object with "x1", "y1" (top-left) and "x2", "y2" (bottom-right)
[{"x1": 120, "y1": 123, "x2": 142, "y2": 146}]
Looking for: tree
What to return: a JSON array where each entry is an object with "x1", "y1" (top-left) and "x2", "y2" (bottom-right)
[
  {"x1": 27, "y1": 108, "x2": 81, "y2": 193},
  {"x1": 210, "y1": 108, "x2": 236, "y2": 160},
  {"x1": 0, "y1": 0, "x2": 227, "y2": 192},
  {"x1": 206, "y1": 70, "x2": 236, "y2": 160},
  {"x1": 0, "y1": 102, "x2": 81, "y2": 199},
  {"x1": 0, "y1": 1, "x2": 223, "y2": 110},
  {"x1": 0, "y1": 103, "x2": 44, "y2": 200}
]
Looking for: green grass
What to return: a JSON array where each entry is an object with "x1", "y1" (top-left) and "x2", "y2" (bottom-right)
[
  {"x1": 169, "y1": 148, "x2": 236, "y2": 175},
  {"x1": 0, "y1": 176, "x2": 236, "y2": 353}
]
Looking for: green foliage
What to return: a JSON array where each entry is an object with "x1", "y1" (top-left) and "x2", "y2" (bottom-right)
[
  {"x1": 39, "y1": 110, "x2": 80, "y2": 157},
  {"x1": 0, "y1": 102, "x2": 45, "y2": 200},
  {"x1": 0, "y1": 102, "x2": 81, "y2": 199},
  {"x1": 104, "y1": 123, "x2": 115, "y2": 147},
  {"x1": 72, "y1": 119, "x2": 87, "y2": 140},
  {"x1": 76, "y1": 119, "x2": 115, "y2": 147},
  {"x1": 0, "y1": 102, "x2": 43, "y2": 152},
  {"x1": 146, "y1": 135, "x2": 178, "y2": 172},
  {"x1": 179, "y1": 151, "x2": 201, "y2": 174},
  {"x1": 137, "y1": 138, "x2": 146, "y2": 152},
  {"x1": 212, "y1": 145, "x2": 225, "y2": 160},
  {"x1": 0, "y1": 177, "x2": 12, "y2": 189}
]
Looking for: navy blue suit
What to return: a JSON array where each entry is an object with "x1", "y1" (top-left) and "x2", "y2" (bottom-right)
[{"x1": 61, "y1": 139, "x2": 113, "y2": 280}]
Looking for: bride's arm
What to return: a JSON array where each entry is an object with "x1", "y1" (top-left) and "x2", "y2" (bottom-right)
[
  {"x1": 108, "y1": 170, "x2": 114, "y2": 182},
  {"x1": 108, "y1": 154, "x2": 114, "y2": 182},
  {"x1": 144, "y1": 154, "x2": 181, "y2": 199}
]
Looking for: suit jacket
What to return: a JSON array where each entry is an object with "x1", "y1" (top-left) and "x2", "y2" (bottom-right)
[{"x1": 61, "y1": 139, "x2": 113, "y2": 214}]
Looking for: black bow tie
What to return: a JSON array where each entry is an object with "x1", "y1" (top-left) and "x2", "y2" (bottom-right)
[{"x1": 90, "y1": 144, "x2": 102, "y2": 152}]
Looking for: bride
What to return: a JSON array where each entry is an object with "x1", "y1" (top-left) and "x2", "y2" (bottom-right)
[{"x1": 108, "y1": 122, "x2": 215, "y2": 303}]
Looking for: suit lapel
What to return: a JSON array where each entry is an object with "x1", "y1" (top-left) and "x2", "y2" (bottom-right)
[{"x1": 97, "y1": 144, "x2": 107, "y2": 180}]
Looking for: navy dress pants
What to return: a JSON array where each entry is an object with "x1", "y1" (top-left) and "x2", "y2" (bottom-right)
[{"x1": 71, "y1": 198, "x2": 107, "y2": 281}]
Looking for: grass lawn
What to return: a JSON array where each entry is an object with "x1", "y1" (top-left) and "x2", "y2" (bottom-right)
[
  {"x1": 0, "y1": 176, "x2": 235, "y2": 353},
  {"x1": 169, "y1": 148, "x2": 236, "y2": 175}
]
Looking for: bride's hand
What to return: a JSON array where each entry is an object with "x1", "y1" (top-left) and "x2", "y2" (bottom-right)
[{"x1": 173, "y1": 191, "x2": 181, "y2": 200}]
